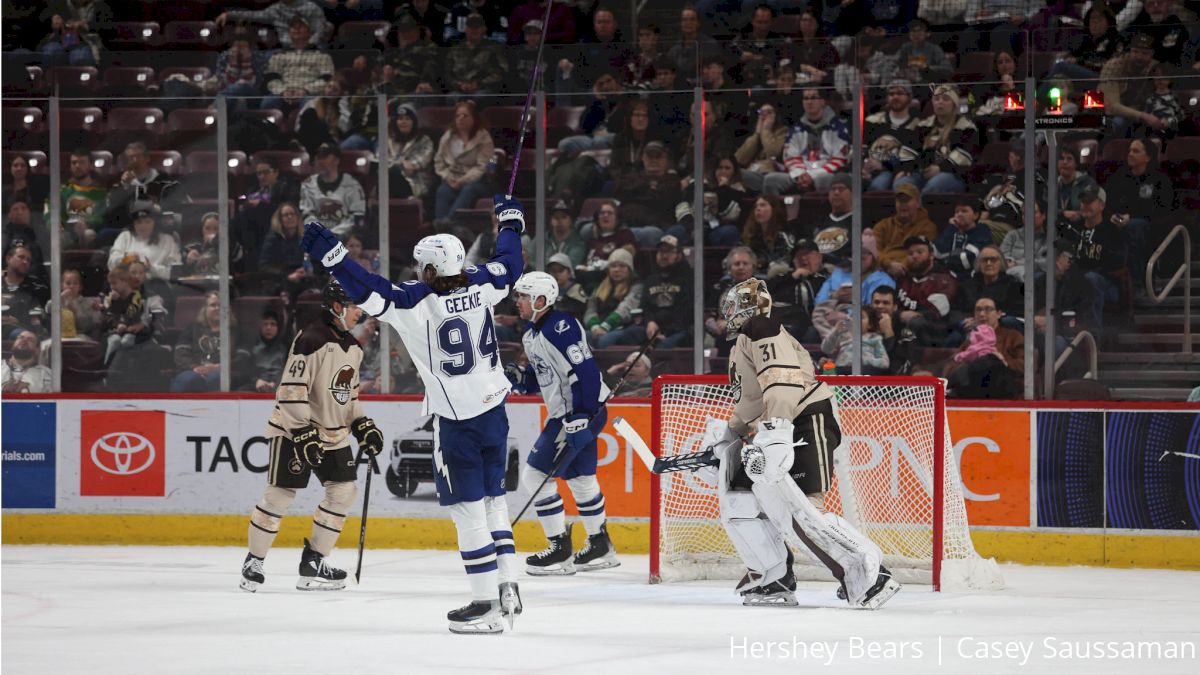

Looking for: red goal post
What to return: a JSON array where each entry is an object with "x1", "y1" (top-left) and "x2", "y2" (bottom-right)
[{"x1": 649, "y1": 374, "x2": 1003, "y2": 591}]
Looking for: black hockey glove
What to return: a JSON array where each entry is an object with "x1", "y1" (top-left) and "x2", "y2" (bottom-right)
[
  {"x1": 292, "y1": 425, "x2": 323, "y2": 468},
  {"x1": 351, "y1": 416, "x2": 383, "y2": 456}
]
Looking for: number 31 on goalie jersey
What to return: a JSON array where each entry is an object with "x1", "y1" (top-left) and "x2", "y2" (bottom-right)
[{"x1": 436, "y1": 312, "x2": 500, "y2": 376}]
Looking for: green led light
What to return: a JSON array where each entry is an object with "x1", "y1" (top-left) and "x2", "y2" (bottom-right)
[{"x1": 1048, "y1": 87, "x2": 1062, "y2": 100}]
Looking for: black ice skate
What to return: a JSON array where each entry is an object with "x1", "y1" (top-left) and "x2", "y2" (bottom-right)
[
  {"x1": 737, "y1": 549, "x2": 796, "y2": 606},
  {"x1": 447, "y1": 600, "x2": 504, "y2": 634},
  {"x1": 296, "y1": 538, "x2": 347, "y2": 591},
  {"x1": 858, "y1": 565, "x2": 901, "y2": 610},
  {"x1": 526, "y1": 523, "x2": 575, "y2": 576},
  {"x1": 499, "y1": 582, "x2": 522, "y2": 630},
  {"x1": 239, "y1": 552, "x2": 265, "y2": 593},
  {"x1": 573, "y1": 522, "x2": 620, "y2": 571}
]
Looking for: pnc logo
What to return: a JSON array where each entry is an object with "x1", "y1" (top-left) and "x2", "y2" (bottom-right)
[
  {"x1": 80, "y1": 411, "x2": 165, "y2": 497},
  {"x1": 90, "y1": 432, "x2": 156, "y2": 476}
]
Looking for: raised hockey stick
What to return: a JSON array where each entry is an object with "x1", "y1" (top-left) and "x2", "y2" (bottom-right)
[
  {"x1": 612, "y1": 418, "x2": 721, "y2": 474},
  {"x1": 355, "y1": 465, "x2": 372, "y2": 584},
  {"x1": 510, "y1": 329, "x2": 658, "y2": 525},
  {"x1": 505, "y1": 0, "x2": 556, "y2": 199}
]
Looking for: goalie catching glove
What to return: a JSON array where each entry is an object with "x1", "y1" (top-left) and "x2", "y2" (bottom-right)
[
  {"x1": 741, "y1": 418, "x2": 799, "y2": 485},
  {"x1": 493, "y1": 195, "x2": 525, "y2": 234},
  {"x1": 301, "y1": 220, "x2": 347, "y2": 268},
  {"x1": 351, "y1": 416, "x2": 383, "y2": 456},
  {"x1": 292, "y1": 425, "x2": 324, "y2": 469}
]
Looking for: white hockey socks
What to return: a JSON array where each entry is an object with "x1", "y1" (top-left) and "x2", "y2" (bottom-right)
[
  {"x1": 449, "y1": 500, "x2": 499, "y2": 601},
  {"x1": 484, "y1": 496, "x2": 517, "y2": 584},
  {"x1": 567, "y1": 475, "x2": 606, "y2": 536},
  {"x1": 310, "y1": 481, "x2": 356, "y2": 556},
  {"x1": 521, "y1": 464, "x2": 566, "y2": 538},
  {"x1": 248, "y1": 486, "x2": 297, "y2": 559}
]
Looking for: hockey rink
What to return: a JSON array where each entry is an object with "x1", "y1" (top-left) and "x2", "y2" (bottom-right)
[{"x1": 3, "y1": 546, "x2": 1198, "y2": 674}]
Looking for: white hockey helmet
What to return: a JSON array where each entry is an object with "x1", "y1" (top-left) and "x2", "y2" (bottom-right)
[
  {"x1": 720, "y1": 278, "x2": 772, "y2": 334},
  {"x1": 514, "y1": 271, "x2": 559, "y2": 316},
  {"x1": 413, "y1": 234, "x2": 466, "y2": 277}
]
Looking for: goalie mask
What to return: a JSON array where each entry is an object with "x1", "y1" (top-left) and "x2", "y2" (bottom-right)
[
  {"x1": 720, "y1": 278, "x2": 772, "y2": 335},
  {"x1": 514, "y1": 271, "x2": 558, "y2": 320},
  {"x1": 413, "y1": 234, "x2": 466, "y2": 277}
]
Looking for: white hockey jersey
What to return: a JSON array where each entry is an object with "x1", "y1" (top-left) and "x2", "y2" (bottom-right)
[
  {"x1": 329, "y1": 229, "x2": 524, "y2": 421},
  {"x1": 517, "y1": 309, "x2": 610, "y2": 419}
]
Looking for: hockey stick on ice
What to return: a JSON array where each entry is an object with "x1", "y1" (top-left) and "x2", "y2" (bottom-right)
[
  {"x1": 504, "y1": 0, "x2": 556, "y2": 199},
  {"x1": 510, "y1": 329, "x2": 658, "y2": 525},
  {"x1": 612, "y1": 418, "x2": 721, "y2": 474},
  {"x1": 355, "y1": 464, "x2": 372, "y2": 584}
]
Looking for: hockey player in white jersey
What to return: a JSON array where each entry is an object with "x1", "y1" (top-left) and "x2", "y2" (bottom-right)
[
  {"x1": 704, "y1": 278, "x2": 900, "y2": 609},
  {"x1": 506, "y1": 272, "x2": 619, "y2": 576},
  {"x1": 300, "y1": 196, "x2": 525, "y2": 634}
]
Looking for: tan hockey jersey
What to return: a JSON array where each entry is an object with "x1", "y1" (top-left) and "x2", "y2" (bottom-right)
[
  {"x1": 726, "y1": 315, "x2": 833, "y2": 437},
  {"x1": 266, "y1": 320, "x2": 365, "y2": 449}
]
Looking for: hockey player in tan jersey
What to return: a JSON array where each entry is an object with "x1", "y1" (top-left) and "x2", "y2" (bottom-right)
[
  {"x1": 703, "y1": 278, "x2": 901, "y2": 609},
  {"x1": 239, "y1": 280, "x2": 384, "y2": 592}
]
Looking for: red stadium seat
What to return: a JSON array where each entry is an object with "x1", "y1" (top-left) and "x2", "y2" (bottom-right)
[
  {"x1": 106, "y1": 107, "x2": 166, "y2": 135},
  {"x1": 2, "y1": 106, "x2": 45, "y2": 149},
  {"x1": 51, "y1": 66, "x2": 100, "y2": 95},
  {"x1": 60, "y1": 107, "x2": 104, "y2": 134},
  {"x1": 955, "y1": 52, "x2": 994, "y2": 82},
  {"x1": 102, "y1": 66, "x2": 156, "y2": 92},
  {"x1": 241, "y1": 108, "x2": 287, "y2": 128},
  {"x1": 162, "y1": 21, "x2": 222, "y2": 49},
  {"x1": 146, "y1": 151, "x2": 185, "y2": 176},
  {"x1": 159, "y1": 67, "x2": 213, "y2": 86},
  {"x1": 109, "y1": 21, "x2": 162, "y2": 49},
  {"x1": 336, "y1": 21, "x2": 390, "y2": 48},
  {"x1": 2, "y1": 150, "x2": 48, "y2": 175},
  {"x1": 166, "y1": 108, "x2": 218, "y2": 148},
  {"x1": 58, "y1": 151, "x2": 116, "y2": 177},
  {"x1": 174, "y1": 295, "x2": 207, "y2": 330},
  {"x1": 252, "y1": 149, "x2": 310, "y2": 176},
  {"x1": 184, "y1": 150, "x2": 250, "y2": 176},
  {"x1": 416, "y1": 106, "x2": 456, "y2": 132}
]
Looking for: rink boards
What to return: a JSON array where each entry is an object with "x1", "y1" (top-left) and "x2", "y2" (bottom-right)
[{"x1": 2, "y1": 394, "x2": 1198, "y2": 569}]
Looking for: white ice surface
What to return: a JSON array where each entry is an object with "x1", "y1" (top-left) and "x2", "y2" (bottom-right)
[{"x1": 3, "y1": 546, "x2": 1199, "y2": 674}]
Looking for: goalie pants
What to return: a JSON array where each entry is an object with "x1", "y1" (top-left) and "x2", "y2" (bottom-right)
[{"x1": 729, "y1": 398, "x2": 839, "y2": 494}]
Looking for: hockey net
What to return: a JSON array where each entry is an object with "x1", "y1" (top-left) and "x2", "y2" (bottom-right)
[{"x1": 649, "y1": 375, "x2": 1003, "y2": 591}]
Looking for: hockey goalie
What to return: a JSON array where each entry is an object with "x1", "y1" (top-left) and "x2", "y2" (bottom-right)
[{"x1": 705, "y1": 278, "x2": 901, "y2": 609}]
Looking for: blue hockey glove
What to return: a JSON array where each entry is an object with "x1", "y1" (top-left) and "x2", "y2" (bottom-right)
[
  {"x1": 504, "y1": 362, "x2": 528, "y2": 393},
  {"x1": 494, "y1": 195, "x2": 525, "y2": 234},
  {"x1": 556, "y1": 413, "x2": 593, "y2": 473},
  {"x1": 301, "y1": 221, "x2": 347, "y2": 268}
]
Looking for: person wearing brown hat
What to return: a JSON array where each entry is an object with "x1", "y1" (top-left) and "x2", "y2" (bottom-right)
[
  {"x1": 260, "y1": 15, "x2": 336, "y2": 114},
  {"x1": 1099, "y1": 31, "x2": 1159, "y2": 135},
  {"x1": 584, "y1": 248, "x2": 644, "y2": 348},
  {"x1": 443, "y1": 13, "x2": 506, "y2": 103},
  {"x1": 871, "y1": 183, "x2": 937, "y2": 277},
  {"x1": 1131, "y1": 0, "x2": 1189, "y2": 66},
  {"x1": 383, "y1": 13, "x2": 439, "y2": 94},
  {"x1": 907, "y1": 85, "x2": 978, "y2": 195},
  {"x1": 544, "y1": 200, "x2": 587, "y2": 268}
]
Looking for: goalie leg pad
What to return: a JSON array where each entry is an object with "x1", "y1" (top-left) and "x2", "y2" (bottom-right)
[
  {"x1": 566, "y1": 474, "x2": 606, "y2": 535},
  {"x1": 720, "y1": 489, "x2": 790, "y2": 591},
  {"x1": 449, "y1": 499, "x2": 499, "y2": 601},
  {"x1": 309, "y1": 480, "x2": 356, "y2": 556},
  {"x1": 751, "y1": 475, "x2": 884, "y2": 604},
  {"x1": 483, "y1": 496, "x2": 517, "y2": 583},
  {"x1": 521, "y1": 463, "x2": 567, "y2": 538},
  {"x1": 248, "y1": 486, "x2": 297, "y2": 559}
]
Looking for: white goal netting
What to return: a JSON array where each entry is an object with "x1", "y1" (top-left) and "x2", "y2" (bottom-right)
[{"x1": 651, "y1": 376, "x2": 1003, "y2": 591}]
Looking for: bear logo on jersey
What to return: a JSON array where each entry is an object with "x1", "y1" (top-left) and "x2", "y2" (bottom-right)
[
  {"x1": 289, "y1": 456, "x2": 304, "y2": 474},
  {"x1": 330, "y1": 365, "x2": 356, "y2": 405}
]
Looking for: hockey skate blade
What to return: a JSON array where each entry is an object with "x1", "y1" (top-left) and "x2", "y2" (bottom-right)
[
  {"x1": 742, "y1": 591, "x2": 799, "y2": 607},
  {"x1": 575, "y1": 555, "x2": 620, "y2": 572},
  {"x1": 859, "y1": 578, "x2": 901, "y2": 610},
  {"x1": 449, "y1": 616, "x2": 505, "y2": 635},
  {"x1": 525, "y1": 561, "x2": 576, "y2": 576},
  {"x1": 295, "y1": 577, "x2": 347, "y2": 591},
  {"x1": 238, "y1": 579, "x2": 261, "y2": 593}
]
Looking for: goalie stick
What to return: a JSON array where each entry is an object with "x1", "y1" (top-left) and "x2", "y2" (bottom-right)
[
  {"x1": 612, "y1": 418, "x2": 721, "y2": 474},
  {"x1": 510, "y1": 329, "x2": 658, "y2": 525}
]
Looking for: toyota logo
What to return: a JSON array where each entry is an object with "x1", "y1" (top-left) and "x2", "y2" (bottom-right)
[{"x1": 90, "y1": 432, "x2": 156, "y2": 475}]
